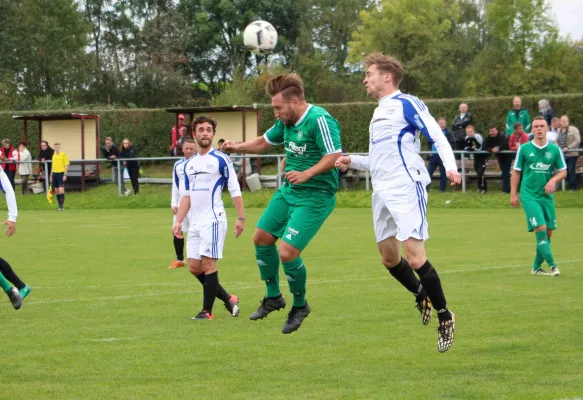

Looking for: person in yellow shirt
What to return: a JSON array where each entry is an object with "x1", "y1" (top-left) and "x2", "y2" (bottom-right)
[{"x1": 50, "y1": 142, "x2": 69, "y2": 211}]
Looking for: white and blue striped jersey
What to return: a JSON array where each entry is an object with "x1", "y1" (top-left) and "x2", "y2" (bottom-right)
[
  {"x1": 0, "y1": 167, "x2": 17, "y2": 222},
  {"x1": 171, "y1": 157, "x2": 189, "y2": 208},
  {"x1": 350, "y1": 90, "x2": 457, "y2": 191},
  {"x1": 180, "y1": 148, "x2": 241, "y2": 224}
]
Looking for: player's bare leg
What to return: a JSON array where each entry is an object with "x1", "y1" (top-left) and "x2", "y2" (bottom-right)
[
  {"x1": 250, "y1": 228, "x2": 287, "y2": 320},
  {"x1": 279, "y1": 241, "x2": 310, "y2": 334},
  {"x1": 189, "y1": 258, "x2": 239, "y2": 318},
  {"x1": 379, "y1": 237, "x2": 431, "y2": 325},
  {"x1": 404, "y1": 238, "x2": 455, "y2": 352}
]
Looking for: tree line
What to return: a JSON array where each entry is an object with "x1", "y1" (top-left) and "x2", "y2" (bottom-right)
[{"x1": 0, "y1": 0, "x2": 582, "y2": 111}]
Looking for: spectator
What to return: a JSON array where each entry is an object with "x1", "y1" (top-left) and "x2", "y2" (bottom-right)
[
  {"x1": 451, "y1": 103, "x2": 473, "y2": 150},
  {"x1": 538, "y1": 99, "x2": 554, "y2": 127},
  {"x1": 170, "y1": 114, "x2": 185, "y2": 156},
  {"x1": 119, "y1": 138, "x2": 139, "y2": 196},
  {"x1": 0, "y1": 139, "x2": 18, "y2": 189},
  {"x1": 174, "y1": 125, "x2": 192, "y2": 157},
  {"x1": 427, "y1": 117, "x2": 454, "y2": 192},
  {"x1": 101, "y1": 137, "x2": 127, "y2": 194},
  {"x1": 231, "y1": 142, "x2": 253, "y2": 189},
  {"x1": 505, "y1": 96, "x2": 531, "y2": 135},
  {"x1": 547, "y1": 117, "x2": 560, "y2": 144},
  {"x1": 38, "y1": 140, "x2": 54, "y2": 178},
  {"x1": 17, "y1": 142, "x2": 32, "y2": 195},
  {"x1": 557, "y1": 115, "x2": 581, "y2": 190},
  {"x1": 509, "y1": 122, "x2": 529, "y2": 151},
  {"x1": 483, "y1": 125, "x2": 512, "y2": 193},
  {"x1": 464, "y1": 125, "x2": 487, "y2": 193}
]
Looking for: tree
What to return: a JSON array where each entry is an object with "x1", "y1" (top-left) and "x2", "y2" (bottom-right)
[{"x1": 348, "y1": 0, "x2": 461, "y2": 98}]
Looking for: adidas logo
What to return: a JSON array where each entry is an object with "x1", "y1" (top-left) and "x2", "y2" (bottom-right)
[
  {"x1": 539, "y1": 240, "x2": 548, "y2": 245},
  {"x1": 285, "y1": 275, "x2": 295, "y2": 282},
  {"x1": 529, "y1": 152, "x2": 535, "y2": 157},
  {"x1": 257, "y1": 260, "x2": 267, "y2": 266},
  {"x1": 285, "y1": 233, "x2": 292, "y2": 240}
]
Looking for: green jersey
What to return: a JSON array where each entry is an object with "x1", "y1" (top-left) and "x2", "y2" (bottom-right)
[
  {"x1": 264, "y1": 104, "x2": 342, "y2": 194},
  {"x1": 514, "y1": 141, "x2": 566, "y2": 201}
]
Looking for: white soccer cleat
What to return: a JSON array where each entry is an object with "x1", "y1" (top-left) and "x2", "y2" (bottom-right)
[
  {"x1": 531, "y1": 268, "x2": 551, "y2": 276},
  {"x1": 550, "y1": 266, "x2": 560, "y2": 277}
]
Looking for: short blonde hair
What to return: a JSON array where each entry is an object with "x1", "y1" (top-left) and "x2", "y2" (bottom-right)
[
  {"x1": 265, "y1": 73, "x2": 305, "y2": 100},
  {"x1": 364, "y1": 52, "x2": 404, "y2": 86}
]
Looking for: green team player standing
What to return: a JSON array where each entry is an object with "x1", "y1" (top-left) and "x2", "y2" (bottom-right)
[
  {"x1": 511, "y1": 116, "x2": 567, "y2": 276},
  {"x1": 221, "y1": 73, "x2": 342, "y2": 334}
]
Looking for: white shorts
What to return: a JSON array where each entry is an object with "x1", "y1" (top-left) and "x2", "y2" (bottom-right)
[
  {"x1": 187, "y1": 221, "x2": 227, "y2": 260},
  {"x1": 172, "y1": 214, "x2": 190, "y2": 233},
  {"x1": 372, "y1": 182, "x2": 429, "y2": 243}
]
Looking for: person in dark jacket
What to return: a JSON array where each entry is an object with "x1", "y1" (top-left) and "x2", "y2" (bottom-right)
[
  {"x1": 464, "y1": 125, "x2": 488, "y2": 193},
  {"x1": 538, "y1": 99, "x2": 554, "y2": 128},
  {"x1": 483, "y1": 125, "x2": 512, "y2": 193},
  {"x1": 38, "y1": 140, "x2": 54, "y2": 178},
  {"x1": 101, "y1": 137, "x2": 127, "y2": 194},
  {"x1": 451, "y1": 103, "x2": 473, "y2": 151},
  {"x1": 119, "y1": 138, "x2": 139, "y2": 196},
  {"x1": 427, "y1": 117, "x2": 456, "y2": 192}
]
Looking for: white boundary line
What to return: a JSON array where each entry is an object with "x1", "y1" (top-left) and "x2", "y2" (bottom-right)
[{"x1": 23, "y1": 259, "x2": 580, "y2": 306}]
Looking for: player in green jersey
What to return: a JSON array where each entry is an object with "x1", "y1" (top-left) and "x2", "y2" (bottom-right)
[
  {"x1": 511, "y1": 116, "x2": 567, "y2": 276},
  {"x1": 221, "y1": 73, "x2": 342, "y2": 333}
]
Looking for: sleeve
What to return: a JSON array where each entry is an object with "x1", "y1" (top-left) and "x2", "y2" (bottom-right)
[
  {"x1": 401, "y1": 98, "x2": 457, "y2": 172},
  {"x1": 225, "y1": 157, "x2": 242, "y2": 198},
  {"x1": 509, "y1": 136, "x2": 517, "y2": 151},
  {"x1": 263, "y1": 119, "x2": 285, "y2": 146},
  {"x1": 523, "y1": 112, "x2": 531, "y2": 133},
  {"x1": 314, "y1": 114, "x2": 342, "y2": 155},
  {"x1": 505, "y1": 112, "x2": 512, "y2": 135},
  {"x1": 568, "y1": 128, "x2": 581, "y2": 149},
  {"x1": 513, "y1": 145, "x2": 524, "y2": 171},
  {"x1": 555, "y1": 148, "x2": 567, "y2": 171},
  {"x1": 0, "y1": 168, "x2": 17, "y2": 222},
  {"x1": 474, "y1": 134, "x2": 483, "y2": 150},
  {"x1": 179, "y1": 162, "x2": 191, "y2": 198},
  {"x1": 464, "y1": 113, "x2": 473, "y2": 127},
  {"x1": 171, "y1": 163, "x2": 179, "y2": 207},
  {"x1": 64, "y1": 154, "x2": 70, "y2": 166},
  {"x1": 350, "y1": 155, "x2": 370, "y2": 171}
]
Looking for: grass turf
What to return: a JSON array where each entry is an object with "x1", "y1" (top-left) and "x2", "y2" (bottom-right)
[{"x1": 1, "y1": 208, "x2": 582, "y2": 399}]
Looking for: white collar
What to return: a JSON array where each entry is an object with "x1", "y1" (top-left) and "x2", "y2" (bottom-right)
[
  {"x1": 532, "y1": 141, "x2": 548, "y2": 149},
  {"x1": 379, "y1": 90, "x2": 402, "y2": 107},
  {"x1": 295, "y1": 104, "x2": 313, "y2": 126}
]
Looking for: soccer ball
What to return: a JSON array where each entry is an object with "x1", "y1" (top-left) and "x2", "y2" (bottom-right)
[{"x1": 243, "y1": 20, "x2": 278, "y2": 55}]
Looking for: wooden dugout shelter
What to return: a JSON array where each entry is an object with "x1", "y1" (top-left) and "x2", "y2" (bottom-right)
[
  {"x1": 166, "y1": 106, "x2": 262, "y2": 189},
  {"x1": 12, "y1": 113, "x2": 100, "y2": 192}
]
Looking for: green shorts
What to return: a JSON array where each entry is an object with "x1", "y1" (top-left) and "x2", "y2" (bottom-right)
[
  {"x1": 257, "y1": 184, "x2": 336, "y2": 251},
  {"x1": 522, "y1": 200, "x2": 557, "y2": 232}
]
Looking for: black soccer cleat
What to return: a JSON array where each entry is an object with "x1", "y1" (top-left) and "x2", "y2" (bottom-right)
[
  {"x1": 415, "y1": 295, "x2": 432, "y2": 325},
  {"x1": 282, "y1": 303, "x2": 311, "y2": 334},
  {"x1": 437, "y1": 312, "x2": 455, "y2": 353},
  {"x1": 6, "y1": 287, "x2": 22, "y2": 310},
  {"x1": 249, "y1": 294, "x2": 286, "y2": 321}
]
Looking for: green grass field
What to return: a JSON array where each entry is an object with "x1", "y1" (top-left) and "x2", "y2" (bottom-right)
[{"x1": 1, "y1": 207, "x2": 582, "y2": 399}]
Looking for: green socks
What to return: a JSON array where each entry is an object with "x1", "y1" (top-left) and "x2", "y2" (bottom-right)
[
  {"x1": 535, "y1": 231, "x2": 556, "y2": 268},
  {"x1": 255, "y1": 245, "x2": 281, "y2": 298},
  {"x1": 282, "y1": 257, "x2": 307, "y2": 307},
  {"x1": 0, "y1": 272, "x2": 12, "y2": 293}
]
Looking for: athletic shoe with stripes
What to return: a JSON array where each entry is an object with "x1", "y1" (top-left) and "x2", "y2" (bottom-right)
[
  {"x1": 532, "y1": 268, "x2": 551, "y2": 276},
  {"x1": 191, "y1": 310, "x2": 213, "y2": 320}
]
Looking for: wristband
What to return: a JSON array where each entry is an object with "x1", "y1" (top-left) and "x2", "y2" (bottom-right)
[{"x1": 238, "y1": 217, "x2": 246, "y2": 221}]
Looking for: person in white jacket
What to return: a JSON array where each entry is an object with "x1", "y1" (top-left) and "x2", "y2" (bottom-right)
[
  {"x1": 0, "y1": 166, "x2": 31, "y2": 309},
  {"x1": 335, "y1": 52, "x2": 461, "y2": 353},
  {"x1": 17, "y1": 142, "x2": 33, "y2": 195}
]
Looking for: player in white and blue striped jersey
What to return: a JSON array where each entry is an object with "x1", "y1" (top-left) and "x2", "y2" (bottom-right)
[
  {"x1": 335, "y1": 53, "x2": 461, "y2": 353},
  {"x1": 168, "y1": 139, "x2": 196, "y2": 269},
  {"x1": 173, "y1": 116, "x2": 246, "y2": 321}
]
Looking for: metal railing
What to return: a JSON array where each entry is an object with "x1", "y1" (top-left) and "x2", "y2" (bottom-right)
[{"x1": 4, "y1": 148, "x2": 582, "y2": 195}]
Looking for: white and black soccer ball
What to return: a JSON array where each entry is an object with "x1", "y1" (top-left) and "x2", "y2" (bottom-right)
[{"x1": 243, "y1": 20, "x2": 278, "y2": 55}]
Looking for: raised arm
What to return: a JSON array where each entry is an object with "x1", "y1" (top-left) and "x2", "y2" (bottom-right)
[{"x1": 222, "y1": 120, "x2": 285, "y2": 155}]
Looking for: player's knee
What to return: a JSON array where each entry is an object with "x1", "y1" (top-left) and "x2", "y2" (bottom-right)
[
  {"x1": 533, "y1": 225, "x2": 547, "y2": 232},
  {"x1": 381, "y1": 254, "x2": 401, "y2": 268},
  {"x1": 189, "y1": 259, "x2": 203, "y2": 275},
  {"x1": 201, "y1": 257, "x2": 217, "y2": 274},
  {"x1": 253, "y1": 229, "x2": 276, "y2": 247},
  {"x1": 407, "y1": 256, "x2": 426, "y2": 270},
  {"x1": 279, "y1": 244, "x2": 300, "y2": 263}
]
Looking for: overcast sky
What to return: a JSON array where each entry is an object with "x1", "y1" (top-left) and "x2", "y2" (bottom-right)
[{"x1": 550, "y1": 0, "x2": 583, "y2": 40}]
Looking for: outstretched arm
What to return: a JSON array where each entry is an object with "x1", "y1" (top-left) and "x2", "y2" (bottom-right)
[{"x1": 222, "y1": 136, "x2": 272, "y2": 155}]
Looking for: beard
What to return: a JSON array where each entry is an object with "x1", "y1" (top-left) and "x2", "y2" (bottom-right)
[{"x1": 196, "y1": 138, "x2": 212, "y2": 148}]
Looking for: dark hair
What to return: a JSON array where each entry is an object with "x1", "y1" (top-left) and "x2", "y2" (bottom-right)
[
  {"x1": 192, "y1": 115, "x2": 217, "y2": 133},
  {"x1": 265, "y1": 73, "x2": 305, "y2": 100},
  {"x1": 18, "y1": 141, "x2": 26, "y2": 147},
  {"x1": 218, "y1": 138, "x2": 225, "y2": 144},
  {"x1": 513, "y1": 122, "x2": 523, "y2": 130},
  {"x1": 41, "y1": 140, "x2": 49, "y2": 147},
  {"x1": 120, "y1": 138, "x2": 133, "y2": 150},
  {"x1": 488, "y1": 124, "x2": 499, "y2": 130}
]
